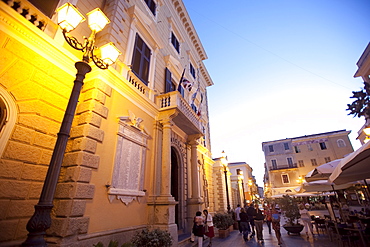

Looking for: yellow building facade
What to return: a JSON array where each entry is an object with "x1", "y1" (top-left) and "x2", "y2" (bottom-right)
[
  {"x1": 263, "y1": 130, "x2": 354, "y2": 197},
  {"x1": 0, "y1": 0, "x2": 214, "y2": 246}
]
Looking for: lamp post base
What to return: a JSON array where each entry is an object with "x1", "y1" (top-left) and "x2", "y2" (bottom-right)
[{"x1": 22, "y1": 61, "x2": 91, "y2": 247}]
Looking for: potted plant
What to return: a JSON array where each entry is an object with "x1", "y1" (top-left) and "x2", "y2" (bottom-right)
[
  {"x1": 130, "y1": 228, "x2": 172, "y2": 247},
  {"x1": 213, "y1": 213, "x2": 234, "y2": 238},
  {"x1": 277, "y1": 195, "x2": 304, "y2": 235}
]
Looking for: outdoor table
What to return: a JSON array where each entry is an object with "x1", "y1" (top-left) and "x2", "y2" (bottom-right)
[{"x1": 343, "y1": 227, "x2": 366, "y2": 247}]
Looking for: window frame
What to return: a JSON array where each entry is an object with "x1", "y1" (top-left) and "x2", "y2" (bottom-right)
[
  {"x1": 284, "y1": 142, "x2": 289, "y2": 150},
  {"x1": 268, "y1": 145, "x2": 274, "y2": 152},
  {"x1": 143, "y1": 0, "x2": 157, "y2": 16},
  {"x1": 298, "y1": 160, "x2": 305, "y2": 167},
  {"x1": 319, "y1": 142, "x2": 327, "y2": 150},
  {"x1": 171, "y1": 32, "x2": 180, "y2": 53},
  {"x1": 271, "y1": 159, "x2": 277, "y2": 170},
  {"x1": 311, "y1": 159, "x2": 318, "y2": 166},
  {"x1": 281, "y1": 174, "x2": 290, "y2": 184},
  {"x1": 190, "y1": 63, "x2": 196, "y2": 79},
  {"x1": 337, "y1": 139, "x2": 346, "y2": 148},
  {"x1": 131, "y1": 34, "x2": 151, "y2": 85}
]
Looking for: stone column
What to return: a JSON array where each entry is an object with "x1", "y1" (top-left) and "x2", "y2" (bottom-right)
[
  {"x1": 160, "y1": 117, "x2": 173, "y2": 197},
  {"x1": 187, "y1": 135, "x2": 203, "y2": 227},
  {"x1": 189, "y1": 138, "x2": 200, "y2": 200}
]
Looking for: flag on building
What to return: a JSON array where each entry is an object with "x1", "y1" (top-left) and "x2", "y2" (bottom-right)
[{"x1": 182, "y1": 78, "x2": 192, "y2": 91}]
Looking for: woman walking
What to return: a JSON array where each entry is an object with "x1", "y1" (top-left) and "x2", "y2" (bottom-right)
[
  {"x1": 203, "y1": 209, "x2": 214, "y2": 247},
  {"x1": 254, "y1": 204, "x2": 265, "y2": 244},
  {"x1": 299, "y1": 204, "x2": 314, "y2": 239},
  {"x1": 271, "y1": 203, "x2": 282, "y2": 245},
  {"x1": 193, "y1": 211, "x2": 205, "y2": 247}
]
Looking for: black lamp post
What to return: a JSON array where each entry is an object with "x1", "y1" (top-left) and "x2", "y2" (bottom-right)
[
  {"x1": 221, "y1": 151, "x2": 231, "y2": 213},
  {"x1": 22, "y1": 3, "x2": 120, "y2": 246},
  {"x1": 238, "y1": 170, "x2": 246, "y2": 206}
]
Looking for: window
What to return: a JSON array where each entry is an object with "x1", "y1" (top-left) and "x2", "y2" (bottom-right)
[
  {"x1": 337, "y1": 139, "x2": 346, "y2": 147},
  {"x1": 0, "y1": 89, "x2": 16, "y2": 157},
  {"x1": 324, "y1": 157, "x2": 331, "y2": 163},
  {"x1": 164, "y1": 68, "x2": 176, "y2": 93},
  {"x1": 287, "y1": 157, "x2": 293, "y2": 167},
  {"x1": 144, "y1": 0, "x2": 156, "y2": 16},
  {"x1": 311, "y1": 159, "x2": 318, "y2": 166},
  {"x1": 110, "y1": 116, "x2": 149, "y2": 204},
  {"x1": 132, "y1": 34, "x2": 151, "y2": 85},
  {"x1": 271, "y1": 160, "x2": 277, "y2": 170},
  {"x1": 269, "y1": 145, "x2": 274, "y2": 152},
  {"x1": 282, "y1": 174, "x2": 290, "y2": 184},
  {"x1": 298, "y1": 160, "x2": 305, "y2": 167},
  {"x1": 294, "y1": 146, "x2": 301, "y2": 153},
  {"x1": 190, "y1": 63, "x2": 196, "y2": 79},
  {"x1": 171, "y1": 32, "x2": 180, "y2": 53},
  {"x1": 0, "y1": 99, "x2": 6, "y2": 133},
  {"x1": 284, "y1": 142, "x2": 289, "y2": 150},
  {"x1": 307, "y1": 144, "x2": 313, "y2": 151},
  {"x1": 319, "y1": 142, "x2": 327, "y2": 150}
]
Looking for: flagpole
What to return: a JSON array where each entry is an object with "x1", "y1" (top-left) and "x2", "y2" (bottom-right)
[{"x1": 177, "y1": 68, "x2": 185, "y2": 92}]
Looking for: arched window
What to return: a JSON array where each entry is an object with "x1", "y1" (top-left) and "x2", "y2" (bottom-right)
[
  {"x1": 337, "y1": 139, "x2": 346, "y2": 148},
  {"x1": 0, "y1": 88, "x2": 17, "y2": 157}
]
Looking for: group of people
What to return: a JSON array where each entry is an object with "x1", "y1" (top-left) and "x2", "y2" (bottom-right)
[
  {"x1": 234, "y1": 202, "x2": 282, "y2": 245},
  {"x1": 191, "y1": 201, "x2": 320, "y2": 246},
  {"x1": 191, "y1": 209, "x2": 215, "y2": 247}
]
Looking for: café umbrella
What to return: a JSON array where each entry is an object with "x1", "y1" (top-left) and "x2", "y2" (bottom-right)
[
  {"x1": 329, "y1": 141, "x2": 370, "y2": 185},
  {"x1": 305, "y1": 159, "x2": 342, "y2": 182},
  {"x1": 297, "y1": 179, "x2": 353, "y2": 193}
]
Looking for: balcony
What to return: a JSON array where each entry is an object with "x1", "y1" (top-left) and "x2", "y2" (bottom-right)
[
  {"x1": 156, "y1": 91, "x2": 203, "y2": 136},
  {"x1": 270, "y1": 163, "x2": 298, "y2": 171}
]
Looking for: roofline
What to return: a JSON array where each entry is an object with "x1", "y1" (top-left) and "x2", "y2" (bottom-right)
[{"x1": 261, "y1": 129, "x2": 351, "y2": 145}]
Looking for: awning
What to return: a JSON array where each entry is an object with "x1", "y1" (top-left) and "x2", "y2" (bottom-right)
[
  {"x1": 305, "y1": 159, "x2": 342, "y2": 182},
  {"x1": 329, "y1": 141, "x2": 370, "y2": 185}
]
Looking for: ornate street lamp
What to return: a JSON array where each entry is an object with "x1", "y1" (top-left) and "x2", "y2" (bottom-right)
[
  {"x1": 22, "y1": 3, "x2": 121, "y2": 246},
  {"x1": 248, "y1": 179, "x2": 254, "y2": 202},
  {"x1": 238, "y1": 171, "x2": 246, "y2": 206},
  {"x1": 221, "y1": 151, "x2": 231, "y2": 213}
]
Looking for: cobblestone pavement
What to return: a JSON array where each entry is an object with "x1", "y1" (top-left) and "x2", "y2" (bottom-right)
[{"x1": 179, "y1": 210, "x2": 344, "y2": 247}]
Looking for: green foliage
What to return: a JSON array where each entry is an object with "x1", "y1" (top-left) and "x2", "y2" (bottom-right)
[
  {"x1": 213, "y1": 213, "x2": 234, "y2": 230},
  {"x1": 131, "y1": 228, "x2": 173, "y2": 247},
  {"x1": 277, "y1": 195, "x2": 301, "y2": 226},
  {"x1": 347, "y1": 82, "x2": 370, "y2": 118},
  {"x1": 93, "y1": 242, "x2": 104, "y2": 247},
  {"x1": 108, "y1": 240, "x2": 119, "y2": 247},
  {"x1": 121, "y1": 243, "x2": 134, "y2": 247}
]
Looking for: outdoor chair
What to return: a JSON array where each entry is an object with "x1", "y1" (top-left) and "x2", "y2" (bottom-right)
[{"x1": 314, "y1": 218, "x2": 327, "y2": 235}]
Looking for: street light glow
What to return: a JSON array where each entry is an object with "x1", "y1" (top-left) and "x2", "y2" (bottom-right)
[{"x1": 56, "y1": 3, "x2": 85, "y2": 32}]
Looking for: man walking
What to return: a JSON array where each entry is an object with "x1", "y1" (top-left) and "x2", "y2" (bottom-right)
[
  {"x1": 246, "y1": 203, "x2": 256, "y2": 237},
  {"x1": 235, "y1": 204, "x2": 242, "y2": 233}
]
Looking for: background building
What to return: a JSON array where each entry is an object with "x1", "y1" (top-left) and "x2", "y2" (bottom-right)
[
  {"x1": 353, "y1": 43, "x2": 370, "y2": 144},
  {"x1": 0, "y1": 0, "x2": 214, "y2": 246},
  {"x1": 262, "y1": 130, "x2": 354, "y2": 197}
]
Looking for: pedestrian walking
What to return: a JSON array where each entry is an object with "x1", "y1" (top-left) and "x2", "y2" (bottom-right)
[
  {"x1": 246, "y1": 203, "x2": 256, "y2": 237},
  {"x1": 299, "y1": 204, "x2": 314, "y2": 239},
  {"x1": 271, "y1": 202, "x2": 283, "y2": 245},
  {"x1": 264, "y1": 204, "x2": 272, "y2": 234},
  {"x1": 254, "y1": 204, "x2": 265, "y2": 243},
  {"x1": 203, "y1": 209, "x2": 214, "y2": 247},
  {"x1": 193, "y1": 211, "x2": 205, "y2": 247},
  {"x1": 235, "y1": 204, "x2": 242, "y2": 233},
  {"x1": 239, "y1": 208, "x2": 251, "y2": 241}
]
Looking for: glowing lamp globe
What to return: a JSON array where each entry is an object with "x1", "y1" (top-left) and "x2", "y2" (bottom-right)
[
  {"x1": 56, "y1": 3, "x2": 85, "y2": 32},
  {"x1": 99, "y1": 42, "x2": 121, "y2": 65},
  {"x1": 87, "y1": 8, "x2": 110, "y2": 32}
]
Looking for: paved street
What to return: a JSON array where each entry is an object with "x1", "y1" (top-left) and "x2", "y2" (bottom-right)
[{"x1": 179, "y1": 210, "x2": 337, "y2": 247}]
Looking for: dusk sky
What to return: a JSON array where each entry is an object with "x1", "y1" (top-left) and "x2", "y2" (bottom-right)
[{"x1": 183, "y1": 0, "x2": 370, "y2": 186}]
